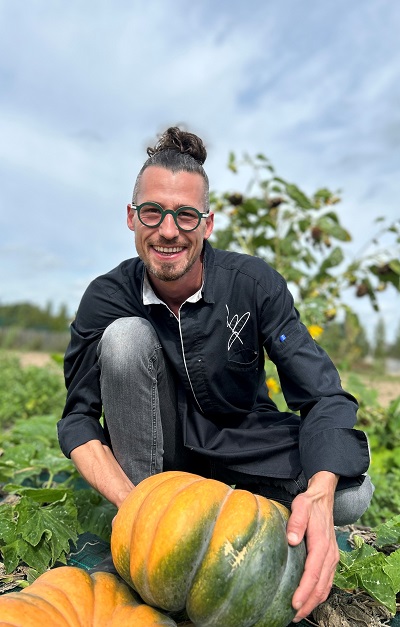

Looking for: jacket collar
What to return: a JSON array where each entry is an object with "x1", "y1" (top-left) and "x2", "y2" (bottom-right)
[{"x1": 202, "y1": 240, "x2": 215, "y2": 304}]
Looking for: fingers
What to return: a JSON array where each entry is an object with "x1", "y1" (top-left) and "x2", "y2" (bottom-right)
[
  {"x1": 292, "y1": 534, "x2": 339, "y2": 622},
  {"x1": 288, "y1": 491, "x2": 339, "y2": 622}
]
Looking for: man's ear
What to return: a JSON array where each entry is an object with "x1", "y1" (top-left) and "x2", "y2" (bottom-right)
[
  {"x1": 127, "y1": 204, "x2": 135, "y2": 232},
  {"x1": 204, "y1": 212, "x2": 214, "y2": 240}
]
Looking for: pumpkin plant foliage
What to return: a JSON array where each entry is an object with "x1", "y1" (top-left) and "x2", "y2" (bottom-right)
[
  {"x1": 0, "y1": 413, "x2": 116, "y2": 576},
  {"x1": 333, "y1": 516, "x2": 400, "y2": 615}
]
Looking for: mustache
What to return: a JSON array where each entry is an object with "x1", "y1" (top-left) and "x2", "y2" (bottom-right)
[{"x1": 150, "y1": 238, "x2": 187, "y2": 246}]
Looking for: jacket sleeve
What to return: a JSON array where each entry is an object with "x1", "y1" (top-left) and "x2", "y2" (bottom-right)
[
  {"x1": 57, "y1": 283, "x2": 109, "y2": 458},
  {"x1": 260, "y1": 273, "x2": 370, "y2": 482}
]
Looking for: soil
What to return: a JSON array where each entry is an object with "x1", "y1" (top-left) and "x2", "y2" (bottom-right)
[
  {"x1": 370, "y1": 378, "x2": 400, "y2": 406},
  {"x1": 18, "y1": 351, "x2": 53, "y2": 369}
]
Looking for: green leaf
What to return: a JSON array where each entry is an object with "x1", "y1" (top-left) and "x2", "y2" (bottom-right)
[
  {"x1": 357, "y1": 561, "x2": 397, "y2": 614},
  {"x1": 3, "y1": 485, "x2": 74, "y2": 503},
  {"x1": 334, "y1": 536, "x2": 400, "y2": 615},
  {"x1": 2, "y1": 536, "x2": 53, "y2": 574},
  {"x1": 374, "y1": 515, "x2": 400, "y2": 547},
  {"x1": 384, "y1": 548, "x2": 400, "y2": 592},
  {"x1": 228, "y1": 151, "x2": 237, "y2": 173},
  {"x1": 319, "y1": 247, "x2": 344, "y2": 273},
  {"x1": 283, "y1": 182, "x2": 314, "y2": 209},
  {"x1": 0, "y1": 501, "x2": 19, "y2": 544},
  {"x1": 74, "y1": 489, "x2": 116, "y2": 543},
  {"x1": 317, "y1": 216, "x2": 351, "y2": 241},
  {"x1": 389, "y1": 259, "x2": 400, "y2": 275},
  {"x1": 0, "y1": 491, "x2": 79, "y2": 574},
  {"x1": 298, "y1": 218, "x2": 311, "y2": 232}
]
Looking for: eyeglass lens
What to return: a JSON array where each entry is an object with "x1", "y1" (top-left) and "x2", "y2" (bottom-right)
[{"x1": 138, "y1": 204, "x2": 200, "y2": 230}]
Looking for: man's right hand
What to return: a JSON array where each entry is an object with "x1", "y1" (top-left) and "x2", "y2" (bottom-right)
[{"x1": 71, "y1": 440, "x2": 135, "y2": 508}]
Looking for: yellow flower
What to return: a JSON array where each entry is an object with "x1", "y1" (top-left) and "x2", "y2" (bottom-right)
[
  {"x1": 307, "y1": 324, "x2": 324, "y2": 340},
  {"x1": 266, "y1": 377, "x2": 281, "y2": 396}
]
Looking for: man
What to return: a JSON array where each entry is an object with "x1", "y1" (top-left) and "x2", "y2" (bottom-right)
[{"x1": 58, "y1": 126, "x2": 372, "y2": 623}]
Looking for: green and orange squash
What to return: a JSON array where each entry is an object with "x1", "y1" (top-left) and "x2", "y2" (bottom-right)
[
  {"x1": 111, "y1": 471, "x2": 306, "y2": 627},
  {"x1": 0, "y1": 566, "x2": 177, "y2": 626}
]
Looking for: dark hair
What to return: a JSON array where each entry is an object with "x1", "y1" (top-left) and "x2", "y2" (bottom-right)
[{"x1": 132, "y1": 126, "x2": 209, "y2": 211}]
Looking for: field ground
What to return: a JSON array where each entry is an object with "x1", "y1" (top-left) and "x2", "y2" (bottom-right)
[{"x1": 15, "y1": 351, "x2": 400, "y2": 407}]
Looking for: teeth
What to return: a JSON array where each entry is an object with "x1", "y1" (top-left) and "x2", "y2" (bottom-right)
[{"x1": 154, "y1": 246, "x2": 183, "y2": 253}]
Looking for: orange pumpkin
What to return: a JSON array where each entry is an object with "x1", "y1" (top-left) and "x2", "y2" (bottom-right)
[
  {"x1": 111, "y1": 471, "x2": 306, "y2": 627},
  {"x1": 0, "y1": 566, "x2": 177, "y2": 626}
]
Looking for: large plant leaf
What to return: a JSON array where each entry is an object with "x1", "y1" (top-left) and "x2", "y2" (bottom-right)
[
  {"x1": 384, "y1": 549, "x2": 400, "y2": 592},
  {"x1": 0, "y1": 491, "x2": 79, "y2": 574},
  {"x1": 74, "y1": 489, "x2": 116, "y2": 542},
  {"x1": 374, "y1": 514, "x2": 400, "y2": 547},
  {"x1": 334, "y1": 533, "x2": 400, "y2": 615}
]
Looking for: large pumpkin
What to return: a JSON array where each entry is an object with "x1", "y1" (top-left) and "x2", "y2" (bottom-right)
[
  {"x1": 0, "y1": 566, "x2": 177, "y2": 626},
  {"x1": 111, "y1": 471, "x2": 306, "y2": 627}
]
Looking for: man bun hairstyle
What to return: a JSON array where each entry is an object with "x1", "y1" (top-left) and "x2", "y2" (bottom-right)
[
  {"x1": 147, "y1": 126, "x2": 207, "y2": 165},
  {"x1": 132, "y1": 126, "x2": 210, "y2": 211}
]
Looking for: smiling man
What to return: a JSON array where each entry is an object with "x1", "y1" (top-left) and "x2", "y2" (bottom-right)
[{"x1": 58, "y1": 126, "x2": 373, "y2": 623}]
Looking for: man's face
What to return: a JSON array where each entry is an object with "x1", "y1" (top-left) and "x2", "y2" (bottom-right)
[{"x1": 127, "y1": 166, "x2": 214, "y2": 283}]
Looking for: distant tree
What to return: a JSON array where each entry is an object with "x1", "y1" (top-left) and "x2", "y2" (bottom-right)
[
  {"x1": 0, "y1": 302, "x2": 70, "y2": 332},
  {"x1": 388, "y1": 321, "x2": 400, "y2": 359},
  {"x1": 373, "y1": 318, "x2": 387, "y2": 359}
]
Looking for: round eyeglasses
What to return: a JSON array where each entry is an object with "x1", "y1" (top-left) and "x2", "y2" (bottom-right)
[{"x1": 131, "y1": 202, "x2": 209, "y2": 232}]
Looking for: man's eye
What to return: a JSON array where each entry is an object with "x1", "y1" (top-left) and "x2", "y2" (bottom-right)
[{"x1": 142, "y1": 206, "x2": 161, "y2": 215}]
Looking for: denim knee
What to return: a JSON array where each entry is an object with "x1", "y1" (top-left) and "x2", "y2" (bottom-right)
[
  {"x1": 333, "y1": 475, "x2": 375, "y2": 526},
  {"x1": 98, "y1": 317, "x2": 161, "y2": 371}
]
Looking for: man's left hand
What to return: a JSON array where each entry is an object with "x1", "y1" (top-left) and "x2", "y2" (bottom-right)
[{"x1": 287, "y1": 470, "x2": 340, "y2": 623}]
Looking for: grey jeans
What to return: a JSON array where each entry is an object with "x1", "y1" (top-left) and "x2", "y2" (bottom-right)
[{"x1": 98, "y1": 317, "x2": 374, "y2": 525}]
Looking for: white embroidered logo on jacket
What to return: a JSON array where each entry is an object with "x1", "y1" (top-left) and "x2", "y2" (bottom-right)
[{"x1": 226, "y1": 304, "x2": 250, "y2": 350}]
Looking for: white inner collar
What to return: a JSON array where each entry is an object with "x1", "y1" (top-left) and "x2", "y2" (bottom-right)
[{"x1": 142, "y1": 271, "x2": 203, "y2": 306}]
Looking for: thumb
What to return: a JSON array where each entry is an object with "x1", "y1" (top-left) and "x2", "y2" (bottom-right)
[{"x1": 287, "y1": 495, "x2": 309, "y2": 545}]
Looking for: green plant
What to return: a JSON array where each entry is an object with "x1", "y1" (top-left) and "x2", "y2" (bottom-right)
[
  {"x1": 0, "y1": 413, "x2": 116, "y2": 576},
  {"x1": 0, "y1": 352, "x2": 65, "y2": 428},
  {"x1": 112, "y1": 471, "x2": 306, "y2": 627},
  {"x1": 334, "y1": 516, "x2": 400, "y2": 615}
]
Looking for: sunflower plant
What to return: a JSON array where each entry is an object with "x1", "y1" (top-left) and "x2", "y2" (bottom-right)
[{"x1": 210, "y1": 152, "x2": 400, "y2": 330}]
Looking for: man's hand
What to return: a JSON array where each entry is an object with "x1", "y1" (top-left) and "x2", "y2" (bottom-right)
[{"x1": 287, "y1": 471, "x2": 339, "y2": 623}]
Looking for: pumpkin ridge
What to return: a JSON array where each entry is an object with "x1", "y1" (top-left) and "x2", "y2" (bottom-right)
[
  {"x1": 1, "y1": 591, "x2": 72, "y2": 627},
  {"x1": 189, "y1": 484, "x2": 247, "y2": 626},
  {"x1": 184, "y1": 480, "x2": 234, "y2": 589},
  {"x1": 147, "y1": 479, "x2": 234, "y2": 610},
  {"x1": 188, "y1": 489, "x2": 261, "y2": 627},
  {"x1": 23, "y1": 581, "x2": 82, "y2": 627},
  {"x1": 112, "y1": 471, "x2": 192, "y2": 586},
  {"x1": 133, "y1": 473, "x2": 206, "y2": 603},
  {"x1": 187, "y1": 491, "x2": 288, "y2": 627}
]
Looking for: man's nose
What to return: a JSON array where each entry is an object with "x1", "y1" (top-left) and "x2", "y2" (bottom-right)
[{"x1": 158, "y1": 213, "x2": 179, "y2": 238}]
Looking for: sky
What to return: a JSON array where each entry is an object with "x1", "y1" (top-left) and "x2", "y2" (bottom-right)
[{"x1": 0, "y1": 0, "x2": 399, "y2": 342}]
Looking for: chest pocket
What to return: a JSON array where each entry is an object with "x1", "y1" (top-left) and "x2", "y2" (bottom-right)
[{"x1": 227, "y1": 348, "x2": 259, "y2": 371}]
